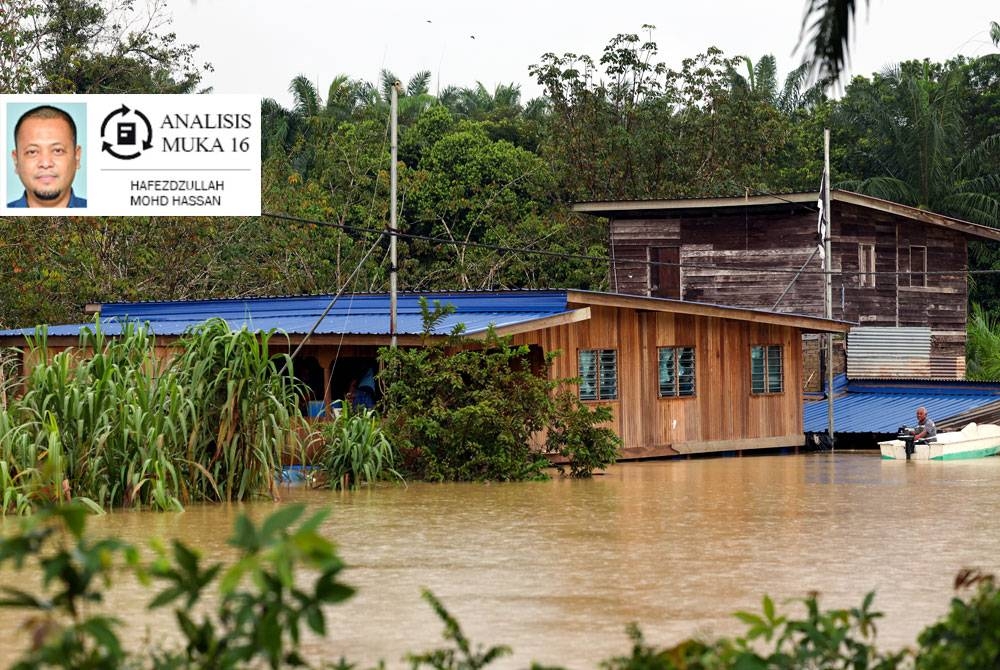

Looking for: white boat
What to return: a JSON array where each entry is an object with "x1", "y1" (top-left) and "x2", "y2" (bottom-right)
[{"x1": 879, "y1": 422, "x2": 1000, "y2": 460}]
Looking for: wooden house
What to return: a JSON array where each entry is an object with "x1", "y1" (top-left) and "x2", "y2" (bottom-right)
[
  {"x1": 0, "y1": 291, "x2": 850, "y2": 459},
  {"x1": 574, "y1": 190, "x2": 1000, "y2": 380}
]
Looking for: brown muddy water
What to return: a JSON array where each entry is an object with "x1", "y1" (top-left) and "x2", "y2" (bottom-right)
[{"x1": 3, "y1": 452, "x2": 1000, "y2": 669}]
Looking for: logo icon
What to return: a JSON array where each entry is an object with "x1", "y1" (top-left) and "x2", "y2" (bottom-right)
[{"x1": 100, "y1": 105, "x2": 153, "y2": 160}]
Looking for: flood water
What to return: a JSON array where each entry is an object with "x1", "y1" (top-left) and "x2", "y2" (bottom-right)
[{"x1": 3, "y1": 452, "x2": 1000, "y2": 669}]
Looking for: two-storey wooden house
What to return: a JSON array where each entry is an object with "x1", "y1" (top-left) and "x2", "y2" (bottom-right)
[{"x1": 575, "y1": 190, "x2": 1000, "y2": 380}]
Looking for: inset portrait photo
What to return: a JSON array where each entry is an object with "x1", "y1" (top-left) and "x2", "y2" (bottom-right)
[{"x1": 6, "y1": 102, "x2": 88, "y2": 209}]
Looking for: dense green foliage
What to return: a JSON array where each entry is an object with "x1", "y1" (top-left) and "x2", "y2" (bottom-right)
[
  {"x1": 1, "y1": 10, "x2": 999, "y2": 330},
  {"x1": 0, "y1": 0, "x2": 207, "y2": 94},
  {"x1": 0, "y1": 319, "x2": 304, "y2": 512},
  {"x1": 965, "y1": 303, "x2": 1000, "y2": 380},
  {"x1": 0, "y1": 503, "x2": 354, "y2": 669},
  {"x1": 3, "y1": 22, "x2": 998, "y2": 329},
  {"x1": 5, "y1": 504, "x2": 1000, "y2": 668},
  {"x1": 378, "y1": 299, "x2": 619, "y2": 481}
]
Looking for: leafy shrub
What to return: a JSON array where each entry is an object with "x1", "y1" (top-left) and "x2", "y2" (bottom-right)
[
  {"x1": 0, "y1": 503, "x2": 353, "y2": 670},
  {"x1": 546, "y1": 390, "x2": 620, "y2": 477},
  {"x1": 915, "y1": 569, "x2": 1000, "y2": 669},
  {"x1": 379, "y1": 299, "x2": 554, "y2": 482}
]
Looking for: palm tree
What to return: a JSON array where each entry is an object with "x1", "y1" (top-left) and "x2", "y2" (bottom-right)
[
  {"x1": 440, "y1": 81, "x2": 524, "y2": 120},
  {"x1": 728, "y1": 56, "x2": 828, "y2": 113},
  {"x1": 798, "y1": 0, "x2": 867, "y2": 82},
  {"x1": 839, "y1": 62, "x2": 1000, "y2": 224},
  {"x1": 728, "y1": 55, "x2": 779, "y2": 102}
]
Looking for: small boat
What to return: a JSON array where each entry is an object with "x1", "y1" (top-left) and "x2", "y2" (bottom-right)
[{"x1": 879, "y1": 422, "x2": 1000, "y2": 460}]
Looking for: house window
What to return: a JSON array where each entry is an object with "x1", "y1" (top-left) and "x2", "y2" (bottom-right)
[
  {"x1": 751, "y1": 345, "x2": 783, "y2": 394},
  {"x1": 578, "y1": 349, "x2": 618, "y2": 401},
  {"x1": 859, "y1": 243, "x2": 875, "y2": 287},
  {"x1": 658, "y1": 347, "x2": 696, "y2": 397},
  {"x1": 910, "y1": 246, "x2": 927, "y2": 287}
]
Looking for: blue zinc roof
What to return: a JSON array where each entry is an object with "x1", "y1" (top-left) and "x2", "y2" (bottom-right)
[
  {"x1": 804, "y1": 375, "x2": 1000, "y2": 434},
  {"x1": 0, "y1": 291, "x2": 576, "y2": 339}
]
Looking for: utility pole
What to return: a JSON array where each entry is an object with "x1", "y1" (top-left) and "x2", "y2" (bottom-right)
[
  {"x1": 390, "y1": 81, "x2": 400, "y2": 349},
  {"x1": 824, "y1": 128, "x2": 834, "y2": 448}
]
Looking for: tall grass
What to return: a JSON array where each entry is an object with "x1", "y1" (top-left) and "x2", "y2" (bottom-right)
[
  {"x1": 316, "y1": 407, "x2": 401, "y2": 490},
  {"x1": 0, "y1": 318, "x2": 305, "y2": 513},
  {"x1": 173, "y1": 319, "x2": 304, "y2": 502}
]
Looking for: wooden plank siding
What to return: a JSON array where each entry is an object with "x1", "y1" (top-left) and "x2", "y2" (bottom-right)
[
  {"x1": 513, "y1": 305, "x2": 807, "y2": 458},
  {"x1": 605, "y1": 198, "x2": 974, "y2": 378}
]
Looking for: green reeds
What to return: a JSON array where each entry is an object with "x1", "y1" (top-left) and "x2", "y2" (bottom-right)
[
  {"x1": 173, "y1": 319, "x2": 303, "y2": 502},
  {"x1": 0, "y1": 318, "x2": 305, "y2": 513},
  {"x1": 316, "y1": 407, "x2": 402, "y2": 490}
]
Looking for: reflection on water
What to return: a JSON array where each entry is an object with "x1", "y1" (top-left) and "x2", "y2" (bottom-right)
[{"x1": 4, "y1": 453, "x2": 1000, "y2": 669}]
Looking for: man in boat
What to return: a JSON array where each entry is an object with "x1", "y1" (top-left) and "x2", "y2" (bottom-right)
[{"x1": 913, "y1": 407, "x2": 937, "y2": 442}]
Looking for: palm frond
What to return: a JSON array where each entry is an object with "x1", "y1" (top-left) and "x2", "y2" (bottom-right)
[
  {"x1": 843, "y1": 176, "x2": 916, "y2": 204},
  {"x1": 288, "y1": 75, "x2": 321, "y2": 117},
  {"x1": 407, "y1": 70, "x2": 432, "y2": 96},
  {"x1": 798, "y1": 0, "x2": 868, "y2": 82}
]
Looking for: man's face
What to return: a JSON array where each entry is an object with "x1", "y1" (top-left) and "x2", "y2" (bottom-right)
[
  {"x1": 917, "y1": 410, "x2": 926, "y2": 422},
  {"x1": 11, "y1": 116, "x2": 81, "y2": 207}
]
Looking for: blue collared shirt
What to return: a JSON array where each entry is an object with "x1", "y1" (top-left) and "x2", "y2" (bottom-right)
[{"x1": 7, "y1": 189, "x2": 88, "y2": 208}]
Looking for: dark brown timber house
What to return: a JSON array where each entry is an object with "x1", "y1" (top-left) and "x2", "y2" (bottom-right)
[{"x1": 574, "y1": 190, "x2": 1000, "y2": 380}]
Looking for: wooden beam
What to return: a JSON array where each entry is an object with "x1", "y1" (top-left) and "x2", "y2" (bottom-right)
[
  {"x1": 670, "y1": 434, "x2": 804, "y2": 455},
  {"x1": 565, "y1": 290, "x2": 853, "y2": 333},
  {"x1": 478, "y1": 308, "x2": 591, "y2": 339}
]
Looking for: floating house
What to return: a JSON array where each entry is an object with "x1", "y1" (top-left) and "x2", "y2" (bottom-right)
[{"x1": 0, "y1": 290, "x2": 850, "y2": 459}]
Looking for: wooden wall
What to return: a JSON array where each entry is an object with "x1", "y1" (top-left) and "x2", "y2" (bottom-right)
[
  {"x1": 514, "y1": 305, "x2": 805, "y2": 457},
  {"x1": 609, "y1": 202, "x2": 970, "y2": 376}
]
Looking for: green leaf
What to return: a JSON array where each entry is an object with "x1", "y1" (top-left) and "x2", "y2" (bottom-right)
[{"x1": 260, "y1": 504, "x2": 305, "y2": 542}]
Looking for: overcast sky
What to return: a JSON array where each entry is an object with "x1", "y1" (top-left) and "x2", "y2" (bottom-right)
[{"x1": 171, "y1": 1, "x2": 997, "y2": 105}]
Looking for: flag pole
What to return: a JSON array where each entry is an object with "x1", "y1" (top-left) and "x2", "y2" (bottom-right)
[{"x1": 824, "y1": 128, "x2": 834, "y2": 449}]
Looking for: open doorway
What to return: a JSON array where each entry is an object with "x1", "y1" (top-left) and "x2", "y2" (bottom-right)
[{"x1": 330, "y1": 356, "x2": 381, "y2": 411}]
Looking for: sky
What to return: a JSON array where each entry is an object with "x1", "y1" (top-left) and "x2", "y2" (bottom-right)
[{"x1": 170, "y1": 0, "x2": 998, "y2": 106}]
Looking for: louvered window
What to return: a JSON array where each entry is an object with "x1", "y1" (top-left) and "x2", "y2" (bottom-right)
[
  {"x1": 751, "y1": 345, "x2": 783, "y2": 394},
  {"x1": 578, "y1": 349, "x2": 618, "y2": 401},
  {"x1": 658, "y1": 347, "x2": 696, "y2": 397}
]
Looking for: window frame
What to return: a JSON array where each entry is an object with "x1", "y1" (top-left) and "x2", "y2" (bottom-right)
[
  {"x1": 658, "y1": 346, "x2": 696, "y2": 398},
  {"x1": 578, "y1": 348, "x2": 619, "y2": 401},
  {"x1": 910, "y1": 245, "x2": 927, "y2": 287},
  {"x1": 858, "y1": 243, "x2": 876, "y2": 288},
  {"x1": 750, "y1": 344, "x2": 784, "y2": 395}
]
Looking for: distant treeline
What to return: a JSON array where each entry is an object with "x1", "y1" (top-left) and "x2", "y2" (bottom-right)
[{"x1": 1, "y1": 2, "x2": 998, "y2": 329}]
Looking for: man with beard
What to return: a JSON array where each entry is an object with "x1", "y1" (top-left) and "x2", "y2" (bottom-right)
[{"x1": 7, "y1": 105, "x2": 87, "y2": 208}]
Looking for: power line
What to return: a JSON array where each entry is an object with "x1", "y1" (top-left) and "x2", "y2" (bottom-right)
[{"x1": 262, "y1": 209, "x2": 1000, "y2": 279}]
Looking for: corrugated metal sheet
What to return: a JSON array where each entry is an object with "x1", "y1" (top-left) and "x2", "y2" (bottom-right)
[
  {"x1": 847, "y1": 326, "x2": 933, "y2": 378},
  {"x1": 804, "y1": 376, "x2": 1000, "y2": 433},
  {"x1": 0, "y1": 291, "x2": 575, "y2": 338}
]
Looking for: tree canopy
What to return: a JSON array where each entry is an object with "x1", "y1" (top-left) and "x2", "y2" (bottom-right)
[{"x1": 2, "y1": 12, "x2": 1000, "y2": 335}]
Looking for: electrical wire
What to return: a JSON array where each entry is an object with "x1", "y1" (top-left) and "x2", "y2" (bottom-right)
[{"x1": 262, "y1": 209, "x2": 998, "y2": 279}]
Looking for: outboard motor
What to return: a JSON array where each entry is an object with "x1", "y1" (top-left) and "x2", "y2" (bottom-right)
[{"x1": 897, "y1": 425, "x2": 915, "y2": 459}]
